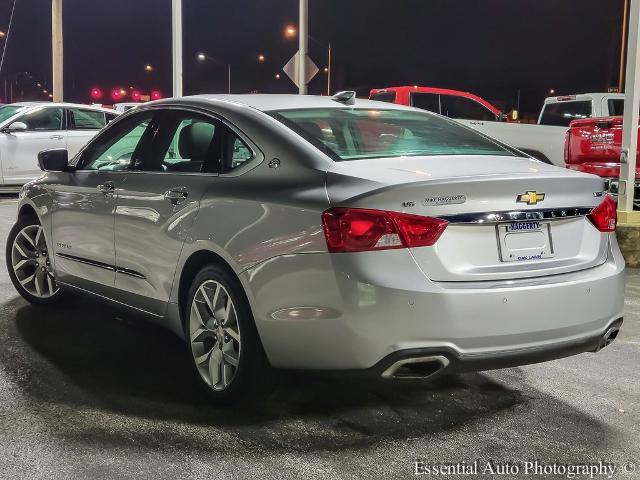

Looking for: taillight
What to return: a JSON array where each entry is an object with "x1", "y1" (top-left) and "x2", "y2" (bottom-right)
[
  {"x1": 322, "y1": 207, "x2": 448, "y2": 253},
  {"x1": 588, "y1": 195, "x2": 617, "y2": 232}
]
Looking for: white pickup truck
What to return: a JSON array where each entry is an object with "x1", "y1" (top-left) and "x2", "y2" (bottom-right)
[
  {"x1": 464, "y1": 93, "x2": 624, "y2": 166},
  {"x1": 371, "y1": 87, "x2": 624, "y2": 167}
]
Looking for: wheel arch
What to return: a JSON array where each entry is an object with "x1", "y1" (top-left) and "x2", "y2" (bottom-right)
[
  {"x1": 17, "y1": 203, "x2": 38, "y2": 221},
  {"x1": 176, "y1": 249, "x2": 254, "y2": 329}
]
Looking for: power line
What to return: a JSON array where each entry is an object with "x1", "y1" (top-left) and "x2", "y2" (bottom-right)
[{"x1": 0, "y1": 0, "x2": 18, "y2": 75}]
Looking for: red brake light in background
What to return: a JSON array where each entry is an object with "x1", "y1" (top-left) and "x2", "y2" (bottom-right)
[
  {"x1": 131, "y1": 90, "x2": 142, "y2": 102},
  {"x1": 322, "y1": 208, "x2": 448, "y2": 253},
  {"x1": 90, "y1": 87, "x2": 103, "y2": 100},
  {"x1": 150, "y1": 90, "x2": 162, "y2": 100},
  {"x1": 111, "y1": 89, "x2": 123, "y2": 101},
  {"x1": 588, "y1": 195, "x2": 617, "y2": 232}
]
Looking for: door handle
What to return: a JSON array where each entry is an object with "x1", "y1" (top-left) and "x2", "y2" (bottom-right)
[
  {"x1": 164, "y1": 187, "x2": 188, "y2": 204},
  {"x1": 49, "y1": 135, "x2": 64, "y2": 140},
  {"x1": 97, "y1": 181, "x2": 115, "y2": 195}
]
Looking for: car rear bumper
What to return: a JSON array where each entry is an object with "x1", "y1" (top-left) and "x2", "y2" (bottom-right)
[{"x1": 241, "y1": 234, "x2": 625, "y2": 371}]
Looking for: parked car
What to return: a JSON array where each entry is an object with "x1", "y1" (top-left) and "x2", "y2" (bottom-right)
[
  {"x1": 0, "y1": 102, "x2": 117, "y2": 188},
  {"x1": 372, "y1": 87, "x2": 624, "y2": 166},
  {"x1": 565, "y1": 116, "x2": 640, "y2": 208},
  {"x1": 113, "y1": 102, "x2": 144, "y2": 114},
  {"x1": 7, "y1": 93, "x2": 624, "y2": 402}
]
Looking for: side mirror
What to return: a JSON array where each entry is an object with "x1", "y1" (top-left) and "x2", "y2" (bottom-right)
[
  {"x1": 38, "y1": 148, "x2": 70, "y2": 172},
  {"x1": 4, "y1": 121, "x2": 28, "y2": 133}
]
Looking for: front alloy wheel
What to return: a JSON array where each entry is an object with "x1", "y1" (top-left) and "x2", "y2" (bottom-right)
[
  {"x1": 11, "y1": 224, "x2": 59, "y2": 299},
  {"x1": 189, "y1": 280, "x2": 242, "y2": 390}
]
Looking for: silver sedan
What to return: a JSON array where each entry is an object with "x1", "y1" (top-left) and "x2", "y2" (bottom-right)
[{"x1": 6, "y1": 93, "x2": 624, "y2": 402}]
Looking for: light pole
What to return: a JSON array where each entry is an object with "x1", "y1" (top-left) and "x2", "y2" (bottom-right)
[
  {"x1": 285, "y1": 22, "x2": 332, "y2": 95},
  {"x1": 196, "y1": 53, "x2": 231, "y2": 94},
  {"x1": 172, "y1": 0, "x2": 183, "y2": 97},
  {"x1": 298, "y1": 0, "x2": 308, "y2": 95},
  {"x1": 52, "y1": 0, "x2": 63, "y2": 102}
]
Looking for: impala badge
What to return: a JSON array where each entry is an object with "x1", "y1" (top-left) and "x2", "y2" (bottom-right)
[
  {"x1": 423, "y1": 194, "x2": 466, "y2": 206},
  {"x1": 517, "y1": 191, "x2": 545, "y2": 205}
]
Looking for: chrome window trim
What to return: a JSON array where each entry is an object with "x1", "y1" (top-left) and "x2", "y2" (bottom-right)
[{"x1": 440, "y1": 207, "x2": 594, "y2": 224}]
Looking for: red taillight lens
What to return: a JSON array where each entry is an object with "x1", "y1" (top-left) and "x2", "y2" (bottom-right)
[
  {"x1": 588, "y1": 195, "x2": 617, "y2": 232},
  {"x1": 322, "y1": 208, "x2": 448, "y2": 253}
]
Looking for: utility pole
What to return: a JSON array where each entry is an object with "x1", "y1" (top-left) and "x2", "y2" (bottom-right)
[
  {"x1": 618, "y1": 0, "x2": 640, "y2": 221},
  {"x1": 172, "y1": 0, "x2": 183, "y2": 97},
  {"x1": 298, "y1": 0, "x2": 308, "y2": 94},
  {"x1": 327, "y1": 42, "x2": 331, "y2": 96},
  {"x1": 52, "y1": 0, "x2": 63, "y2": 102},
  {"x1": 620, "y1": 0, "x2": 630, "y2": 92}
]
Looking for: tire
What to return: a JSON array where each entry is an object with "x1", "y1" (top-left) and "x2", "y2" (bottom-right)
[
  {"x1": 6, "y1": 214, "x2": 65, "y2": 306},
  {"x1": 183, "y1": 263, "x2": 270, "y2": 403}
]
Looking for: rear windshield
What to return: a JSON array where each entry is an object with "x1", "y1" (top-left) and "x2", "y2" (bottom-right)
[
  {"x1": 539, "y1": 101, "x2": 592, "y2": 126},
  {"x1": 0, "y1": 105, "x2": 27, "y2": 124},
  {"x1": 269, "y1": 108, "x2": 515, "y2": 161}
]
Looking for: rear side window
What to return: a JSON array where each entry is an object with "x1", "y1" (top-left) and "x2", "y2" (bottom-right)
[
  {"x1": 370, "y1": 92, "x2": 396, "y2": 103},
  {"x1": 539, "y1": 101, "x2": 592, "y2": 126},
  {"x1": 69, "y1": 108, "x2": 106, "y2": 130},
  {"x1": 410, "y1": 92, "x2": 440, "y2": 114},
  {"x1": 606, "y1": 99, "x2": 640, "y2": 117},
  {"x1": 440, "y1": 95, "x2": 496, "y2": 121}
]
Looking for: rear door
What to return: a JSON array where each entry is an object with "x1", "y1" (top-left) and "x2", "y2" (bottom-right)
[
  {"x1": 0, "y1": 106, "x2": 66, "y2": 185},
  {"x1": 113, "y1": 108, "x2": 223, "y2": 316}
]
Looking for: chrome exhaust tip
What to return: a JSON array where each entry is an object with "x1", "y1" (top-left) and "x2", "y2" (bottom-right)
[
  {"x1": 594, "y1": 326, "x2": 621, "y2": 352},
  {"x1": 381, "y1": 355, "x2": 450, "y2": 380}
]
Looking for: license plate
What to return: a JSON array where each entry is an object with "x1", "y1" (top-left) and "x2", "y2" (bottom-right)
[{"x1": 497, "y1": 221, "x2": 554, "y2": 262}]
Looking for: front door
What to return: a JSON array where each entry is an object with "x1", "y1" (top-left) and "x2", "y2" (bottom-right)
[
  {"x1": 113, "y1": 110, "x2": 222, "y2": 315},
  {"x1": 0, "y1": 106, "x2": 66, "y2": 185},
  {"x1": 51, "y1": 111, "x2": 156, "y2": 292}
]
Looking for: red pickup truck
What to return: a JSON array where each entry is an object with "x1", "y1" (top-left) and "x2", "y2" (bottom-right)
[{"x1": 565, "y1": 117, "x2": 640, "y2": 208}]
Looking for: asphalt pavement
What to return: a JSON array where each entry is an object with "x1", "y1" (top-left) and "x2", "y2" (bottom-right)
[{"x1": 0, "y1": 197, "x2": 638, "y2": 480}]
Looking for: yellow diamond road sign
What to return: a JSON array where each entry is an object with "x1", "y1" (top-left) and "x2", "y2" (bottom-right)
[{"x1": 283, "y1": 52, "x2": 319, "y2": 88}]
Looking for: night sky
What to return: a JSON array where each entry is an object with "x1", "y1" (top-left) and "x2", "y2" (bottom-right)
[{"x1": 0, "y1": 0, "x2": 626, "y2": 114}]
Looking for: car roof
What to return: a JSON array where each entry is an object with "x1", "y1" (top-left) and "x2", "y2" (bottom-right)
[
  {"x1": 369, "y1": 86, "x2": 501, "y2": 115},
  {"x1": 154, "y1": 94, "x2": 413, "y2": 112},
  {"x1": 543, "y1": 93, "x2": 624, "y2": 104},
  {"x1": 7, "y1": 101, "x2": 116, "y2": 112}
]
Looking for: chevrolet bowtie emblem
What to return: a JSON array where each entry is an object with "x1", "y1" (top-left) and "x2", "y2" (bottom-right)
[{"x1": 517, "y1": 191, "x2": 546, "y2": 205}]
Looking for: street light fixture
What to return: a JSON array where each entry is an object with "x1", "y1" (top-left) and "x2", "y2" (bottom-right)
[
  {"x1": 284, "y1": 25, "x2": 297, "y2": 39},
  {"x1": 196, "y1": 52, "x2": 231, "y2": 94},
  {"x1": 257, "y1": 54, "x2": 266, "y2": 63},
  {"x1": 275, "y1": 73, "x2": 281, "y2": 79},
  {"x1": 144, "y1": 64, "x2": 154, "y2": 73},
  {"x1": 0, "y1": 31, "x2": 5, "y2": 39}
]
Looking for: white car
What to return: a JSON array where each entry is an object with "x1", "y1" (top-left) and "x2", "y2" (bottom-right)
[
  {"x1": 0, "y1": 102, "x2": 117, "y2": 188},
  {"x1": 113, "y1": 103, "x2": 144, "y2": 114},
  {"x1": 463, "y1": 93, "x2": 624, "y2": 166}
]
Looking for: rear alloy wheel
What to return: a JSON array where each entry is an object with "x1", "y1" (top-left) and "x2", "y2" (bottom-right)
[
  {"x1": 184, "y1": 265, "x2": 270, "y2": 402},
  {"x1": 6, "y1": 217, "x2": 63, "y2": 305},
  {"x1": 189, "y1": 280, "x2": 241, "y2": 391}
]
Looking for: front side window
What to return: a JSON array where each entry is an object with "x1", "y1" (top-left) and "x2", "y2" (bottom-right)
[
  {"x1": 69, "y1": 108, "x2": 107, "y2": 130},
  {"x1": 410, "y1": 92, "x2": 440, "y2": 114},
  {"x1": 0, "y1": 105, "x2": 27, "y2": 124},
  {"x1": 79, "y1": 114, "x2": 154, "y2": 171},
  {"x1": 539, "y1": 101, "x2": 592, "y2": 127},
  {"x1": 270, "y1": 108, "x2": 515, "y2": 161},
  {"x1": 440, "y1": 95, "x2": 496, "y2": 121},
  {"x1": 16, "y1": 107, "x2": 64, "y2": 131}
]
